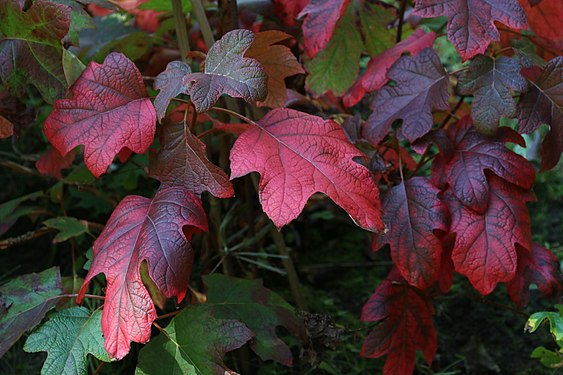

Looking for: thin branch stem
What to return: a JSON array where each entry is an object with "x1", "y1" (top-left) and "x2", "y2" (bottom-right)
[
  {"x1": 209, "y1": 106, "x2": 259, "y2": 126},
  {"x1": 440, "y1": 95, "x2": 466, "y2": 129},
  {"x1": 191, "y1": 0, "x2": 215, "y2": 48},
  {"x1": 0, "y1": 228, "x2": 56, "y2": 250},
  {"x1": 396, "y1": 0, "x2": 408, "y2": 43},
  {"x1": 171, "y1": 0, "x2": 190, "y2": 61},
  {"x1": 156, "y1": 310, "x2": 182, "y2": 321}
]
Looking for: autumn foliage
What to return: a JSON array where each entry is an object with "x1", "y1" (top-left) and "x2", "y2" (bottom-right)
[{"x1": 0, "y1": 0, "x2": 562, "y2": 374}]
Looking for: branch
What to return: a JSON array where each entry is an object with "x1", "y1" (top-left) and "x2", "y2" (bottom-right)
[{"x1": 171, "y1": 0, "x2": 190, "y2": 62}]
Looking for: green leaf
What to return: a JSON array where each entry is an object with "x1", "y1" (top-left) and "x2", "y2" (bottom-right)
[
  {"x1": 0, "y1": 0, "x2": 71, "y2": 103},
  {"x1": 52, "y1": 0, "x2": 95, "y2": 46},
  {"x1": 531, "y1": 346, "x2": 563, "y2": 368},
  {"x1": 24, "y1": 307, "x2": 110, "y2": 375},
  {"x1": 62, "y1": 49, "x2": 86, "y2": 87},
  {"x1": 0, "y1": 267, "x2": 62, "y2": 356},
  {"x1": 360, "y1": 2, "x2": 395, "y2": 57},
  {"x1": 526, "y1": 305, "x2": 563, "y2": 346},
  {"x1": 305, "y1": 7, "x2": 363, "y2": 96},
  {"x1": 43, "y1": 216, "x2": 89, "y2": 243},
  {"x1": 0, "y1": 191, "x2": 43, "y2": 222},
  {"x1": 135, "y1": 305, "x2": 253, "y2": 375},
  {"x1": 203, "y1": 274, "x2": 304, "y2": 366},
  {"x1": 140, "y1": 0, "x2": 191, "y2": 13}
]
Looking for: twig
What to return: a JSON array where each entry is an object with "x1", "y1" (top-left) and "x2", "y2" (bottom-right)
[
  {"x1": 0, "y1": 228, "x2": 56, "y2": 250},
  {"x1": 156, "y1": 310, "x2": 182, "y2": 321},
  {"x1": 171, "y1": 0, "x2": 190, "y2": 61},
  {"x1": 396, "y1": 0, "x2": 408, "y2": 43},
  {"x1": 0, "y1": 160, "x2": 43, "y2": 177},
  {"x1": 191, "y1": 0, "x2": 215, "y2": 49}
]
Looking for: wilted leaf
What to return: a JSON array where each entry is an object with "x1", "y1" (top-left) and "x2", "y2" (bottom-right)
[
  {"x1": 44, "y1": 52, "x2": 157, "y2": 178},
  {"x1": 77, "y1": 187, "x2": 207, "y2": 359},
  {"x1": 0, "y1": 267, "x2": 62, "y2": 356},
  {"x1": 0, "y1": 0, "x2": 71, "y2": 103},
  {"x1": 459, "y1": 55, "x2": 527, "y2": 134},
  {"x1": 517, "y1": 56, "x2": 562, "y2": 171},
  {"x1": 446, "y1": 175, "x2": 534, "y2": 295},
  {"x1": 365, "y1": 48, "x2": 449, "y2": 145},
  {"x1": 413, "y1": 0, "x2": 527, "y2": 61},
  {"x1": 149, "y1": 120, "x2": 234, "y2": 198},
  {"x1": 136, "y1": 304, "x2": 253, "y2": 375},
  {"x1": 203, "y1": 274, "x2": 304, "y2": 366},
  {"x1": 373, "y1": 177, "x2": 449, "y2": 289},
  {"x1": 230, "y1": 108, "x2": 384, "y2": 232},
  {"x1": 246, "y1": 30, "x2": 304, "y2": 107},
  {"x1": 24, "y1": 307, "x2": 110, "y2": 375},
  {"x1": 361, "y1": 269, "x2": 437, "y2": 375}
]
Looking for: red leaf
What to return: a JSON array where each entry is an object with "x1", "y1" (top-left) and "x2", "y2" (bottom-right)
[
  {"x1": 365, "y1": 48, "x2": 449, "y2": 145},
  {"x1": 298, "y1": 0, "x2": 351, "y2": 58},
  {"x1": 183, "y1": 29, "x2": 268, "y2": 113},
  {"x1": 413, "y1": 0, "x2": 527, "y2": 61},
  {"x1": 44, "y1": 52, "x2": 156, "y2": 178},
  {"x1": 272, "y1": 0, "x2": 308, "y2": 26},
  {"x1": 361, "y1": 269, "x2": 437, "y2": 375},
  {"x1": 230, "y1": 108, "x2": 383, "y2": 232},
  {"x1": 77, "y1": 187, "x2": 207, "y2": 359},
  {"x1": 517, "y1": 56, "x2": 562, "y2": 171},
  {"x1": 506, "y1": 243, "x2": 563, "y2": 308},
  {"x1": 245, "y1": 31, "x2": 305, "y2": 108},
  {"x1": 343, "y1": 29, "x2": 436, "y2": 108},
  {"x1": 435, "y1": 116, "x2": 535, "y2": 212},
  {"x1": 149, "y1": 120, "x2": 234, "y2": 198},
  {"x1": 0, "y1": 117, "x2": 13, "y2": 138},
  {"x1": 374, "y1": 177, "x2": 449, "y2": 289},
  {"x1": 446, "y1": 175, "x2": 534, "y2": 295},
  {"x1": 519, "y1": 0, "x2": 563, "y2": 54},
  {"x1": 35, "y1": 147, "x2": 76, "y2": 179}
]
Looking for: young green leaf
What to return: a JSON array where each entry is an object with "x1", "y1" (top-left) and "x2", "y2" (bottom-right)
[
  {"x1": 24, "y1": 307, "x2": 110, "y2": 375},
  {"x1": 43, "y1": 216, "x2": 89, "y2": 243}
]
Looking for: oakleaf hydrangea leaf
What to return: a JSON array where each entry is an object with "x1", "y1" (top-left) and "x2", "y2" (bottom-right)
[{"x1": 24, "y1": 307, "x2": 110, "y2": 375}]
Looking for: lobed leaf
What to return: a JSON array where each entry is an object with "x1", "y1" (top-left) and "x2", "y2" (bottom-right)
[
  {"x1": 458, "y1": 55, "x2": 527, "y2": 135},
  {"x1": 44, "y1": 52, "x2": 157, "y2": 178},
  {"x1": 373, "y1": 177, "x2": 449, "y2": 289},
  {"x1": 24, "y1": 307, "x2": 110, "y2": 375},
  {"x1": 517, "y1": 56, "x2": 562, "y2": 171},
  {"x1": 149, "y1": 119, "x2": 234, "y2": 198},
  {"x1": 77, "y1": 187, "x2": 207, "y2": 359},
  {"x1": 413, "y1": 0, "x2": 527, "y2": 61},
  {"x1": 230, "y1": 108, "x2": 384, "y2": 232},
  {"x1": 446, "y1": 175, "x2": 534, "y2": 295},
  {"x1": 365, "y1": 48, "x2": 449, "y2": 145}
]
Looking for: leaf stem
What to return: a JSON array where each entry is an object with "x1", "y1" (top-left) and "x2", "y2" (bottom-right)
[
  {"x1": 209, "y1": 106, "x2": 259, "y2": 126},
  {"x1": 156, "y1": 310, "x2": 182, "y2": 320}
]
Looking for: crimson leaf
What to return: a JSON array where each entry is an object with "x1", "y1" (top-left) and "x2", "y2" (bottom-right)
[
  {"x1": 343, "y1": 29, "x2": 436, "y2": 107},
  {"x1": 446, "y1": 174, "x2": 534, "y2": 295},
  {"x1": 458, "y1": 55, "x2": 527, "y2": 135},
  {"x1": 365, "y1": 48, "x2": 449, "y2": 145},
  {"x1": 35, "y1": 146, "x2": 76, "y2": 179},
  {"x1": 506, "y1": 243, "x2": 563, "y2": 308},
  {"x1": 77, "y1": 187, "x2": 207, "y2": 359},
  {"x1": 44, "y1": 52, "x2": 157, "y2": 178},
  {"x1": 183, "y1": 29, "x2": 268, "y2": 113},
  {"x1": 413, "y1": 0, "x2": 527, "y2": 61},
  {"x1": 0, "y1": 0, "x2": 70, "y2": 103},
  {"x1": 374, "y1": 177, "x2": 449, "y2": 289},
  {"x1": 433, "y1": 116, "x2": 535, "y2": 212},
  {"x1": 149, "y1": 119, "x2": 234, "y2": 198},
  {"x1": 517, "y1": 56, "x2": 562, "y2": 171},
  {"x1": 361, "y1": 269, "x2": 437, "y2": 375},
  {"x1": 230, "y1": 108, "x2": 383, "y2": 232},
  {"x1": 298, "y1": 0, "x2": 351, "y2": 58}
]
